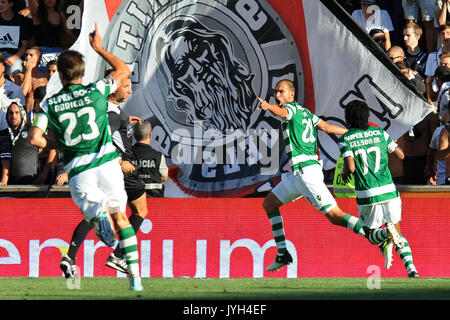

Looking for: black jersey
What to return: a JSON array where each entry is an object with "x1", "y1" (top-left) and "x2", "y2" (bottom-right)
[
  {"x1": 107, "y1": 102, "x2": 145, "y2": 200},
  {"x1": 132, "y1": 142, "x2": 166, "y2": 197},
  {"x1": 0, "y1": 124, "x2": 39, "y2": 183},
  {"x1": 107, "y1": 102, "x2": 135, "y2": 162}
]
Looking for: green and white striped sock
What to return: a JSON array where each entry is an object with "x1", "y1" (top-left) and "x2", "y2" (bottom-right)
[
  {"x1": 368, "y1": 228, "x2": 389, "y2": 245},
  {"x1": 342, "y1": 214, "x2": 366, "y2": 238},
  {"x1": 268, "y1": 210, "x2": 287, "y2": 256},
  {"x1": 395, "y1": 234, "x2": 417, "y2": 274},
  {"x1": 117, "y1": 226, "x2": 140, "y2": 277}
]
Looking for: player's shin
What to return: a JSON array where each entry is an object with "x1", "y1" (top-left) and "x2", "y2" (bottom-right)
[
  {"x1": 268, "y1": 209, "x2": 287, "y2": 255},
  {"x1": 342, "y1": 214, "x2": 366, "y2": 237},
  {"x1": 113, "y1": 214, "x2": 144, "y2": 259},
  {"x1": 395, "y1": 234, "x2": 418, "y2": 277},
  {"x1": 367, "y1": 228, "x2": 389, "y2": 245},
  {"x1": 117, "y1": 226, "x2": 140, "y2": 277}
]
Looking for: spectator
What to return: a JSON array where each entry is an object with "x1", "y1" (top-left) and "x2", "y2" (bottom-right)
[
  {"x1": 352, "y1": 0, "x2": 394, "y2": 51},
  {"x1": 28, "y1": 84, "x2": 45, "y2": 124},
  {"x1": 402, "y1": 0, "x2": 436, "y2": 54},
  {"x1": 132, "y1": 121, "x2": 169, "y2": 197},
  {"x1": 12, "y1": 47, "x2": 47, "y2": 92},
  {"x1": 435, "y1": 0, "x2": 450, "y2": 27},
  {"x1": 11, "y1": 46, "x2": 48, "y2": 115},
  {"x1": 427, "y1": 112, "x2": 449, "y2": 185},
  {"x1": 387, "y1": 45, "x2": 405, "y2": 63},
  {"x1": 434, "y1": 65, "x2": 450, "y2": 116},
  {"x1": 0, "y1": 55, "x2": 25, "y2": 129},
  {"x1": 0, "y1": 0, "x2": 33, "y2": 77},
  {"x1": 369, "y1": 28, "x2": 388, "y2": 50},
  {"x1": 395, "y1": 60, "x2": 426, "y2": 94},
  {"x1": 425, "y1": 24, "x2": 450, "y2": 105},
  {"x1": 0, "y1": 102, "x2": 53, "y2": 184},
  {"x1": 0, "y1": 56, "x2": 26, "y2": 107},
  {"x1": 403, "y1": 22, "x2": 428, "y2": 77},
  {"x1": 437, "y1": 110, "x2": 450, "y2": 183},
  {"x1": 401, "y1": 111, "x2": 440, "y2": 184},
  {"x1": 28, "y1": 0, "x2": 75, "y2": 69},
  {"x1": 440, "y1": 51, "x2": 450, "y2": 68},
  {"x1": 45, "y1": 58, "x2": 57, "y2": 80}
]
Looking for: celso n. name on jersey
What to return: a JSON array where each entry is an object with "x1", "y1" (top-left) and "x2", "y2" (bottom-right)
[
  {"x1": 33, "y1": 77, "x2": 119, "y2": 179},
  {"x1": 338, "y1": 126, "x2": 399, "y2": 205},
  {"x1": 282, "y1": 102, "x2": 321, "y2": 172}
]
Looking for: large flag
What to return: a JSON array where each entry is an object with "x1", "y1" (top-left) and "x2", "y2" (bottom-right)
[{"x1": 48, "y1": 0, "x2": 432, "y2": 197}]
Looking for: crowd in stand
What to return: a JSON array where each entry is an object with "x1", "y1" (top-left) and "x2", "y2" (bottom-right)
[
  {"x1": 0, "y1": 0, "x2": 81, "y2": 186},
  {"x1": 335, "y1": 0, "x2": 450, "y2": 186},
  {"x1": 0, "y1": 0, "x2": 449, "y2": 188}
]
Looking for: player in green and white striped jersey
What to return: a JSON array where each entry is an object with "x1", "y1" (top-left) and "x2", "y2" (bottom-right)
[
  {"x1": 28, "y1": 24, "x2": 144, "y2": 290},
  {"x1": 257, "y1": 79, "x2": 367, "y2": 272},
  {"x1": 339, "y1": 100, "x2": 418, "y2": 277}
]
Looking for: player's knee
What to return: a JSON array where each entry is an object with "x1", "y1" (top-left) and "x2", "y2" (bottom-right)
[
  {"x1": 129, "y1": 194, "x2": 148, "y2": 218},
  {"x1": 137, "y1": 207, "x2": 148, "y2": 219},
  {"x1": 262, "y1": 197, "x2": 276, "y2": 214},
  {"x1": 262, "y1": 192, "x2": 282, "y2": 215},
  {"x1": 111, "y1": 212, "x2": 130, "y2": 230}
]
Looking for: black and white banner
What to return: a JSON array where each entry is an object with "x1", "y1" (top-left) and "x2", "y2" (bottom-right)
[{"x1": 47, "y1": 0, "x2": 432, "y2": 197}]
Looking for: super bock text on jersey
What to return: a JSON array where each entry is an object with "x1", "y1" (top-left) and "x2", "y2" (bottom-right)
[
  {"x1": 338, "y1": 126, "x2": 399, "y2": 205},
  {"x1": 33, "y1": 77, "x2": 119, "y2": 179}
]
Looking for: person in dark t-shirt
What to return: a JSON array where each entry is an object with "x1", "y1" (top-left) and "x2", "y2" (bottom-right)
[{"x1": 0, "y1": 102, "x2": 53, "y2": 184}]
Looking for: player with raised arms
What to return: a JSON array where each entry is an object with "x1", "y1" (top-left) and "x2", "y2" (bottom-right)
[{"x1": 28, "y1": 23, "x2": 144, "y2": 291}]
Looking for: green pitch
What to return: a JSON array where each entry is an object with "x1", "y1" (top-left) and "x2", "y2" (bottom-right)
[{"x1": 0, "y1": 277, "x2": 449, "y2": 300}]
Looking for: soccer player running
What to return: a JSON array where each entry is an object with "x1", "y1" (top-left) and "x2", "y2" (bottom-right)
[
  {"x1": 339, "y1": 100, "x2": 418, "y2": 277},
  {"x1": 59, "y1": 69, "x2": 149, "y2": 278},
  {"x1": 257, "y1": 79, "x2": 367, "y2": 272},
  {"x1": 28, "y1": 24, "x2": 144, "y2": 290}
]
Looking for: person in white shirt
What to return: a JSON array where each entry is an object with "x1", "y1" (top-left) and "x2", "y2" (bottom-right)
[
  {"x1": 434, "y1": 63, "x2": 450, "y2": 116},
  {"x1": 0, "y1": 56, "x2": 26, "y2": 130},
  {"x1": 352, "y1": 0, "x2": 394, "y2": 51},
  {"x1": 429, "y1": 124, "x2": 448, "y2": 185},
  {"x1": 425, "y1": 24, "x2": 450, "y2": 105}
]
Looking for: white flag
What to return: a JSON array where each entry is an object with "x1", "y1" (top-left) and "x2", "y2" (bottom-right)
[{"x1": 47, "y1": 0, "x2": 432, "y2": 196}]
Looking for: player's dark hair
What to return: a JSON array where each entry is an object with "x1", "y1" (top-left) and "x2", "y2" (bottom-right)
[
  {"x1": 57, "y1": 50, "x2": 85, "y2": 83},
  {"x1": 345, "y1": 100, "x2": 370, "y2": 130}
]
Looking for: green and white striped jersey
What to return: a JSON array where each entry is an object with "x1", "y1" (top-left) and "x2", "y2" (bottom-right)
[
  {"x1": 281, "y1": 101, "x2": 321, "y2": 172},
  {"x1": 338, "y1": 126, "x2": 399, "y2": 205},
  {"x1": 33, "y1": 77, "x2": 119, "y2": 179}
]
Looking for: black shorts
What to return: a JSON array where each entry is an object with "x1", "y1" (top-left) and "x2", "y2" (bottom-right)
[{"x1": 124, "y1": 172, "x2": 145, "y2": 202}]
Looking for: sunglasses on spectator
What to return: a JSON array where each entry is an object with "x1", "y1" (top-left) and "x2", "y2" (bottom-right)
[
  {"x1": 390, "y1": 56, "x2": 403, "y2": 60},
  {"x1": 374, "y1": 37, "x2": 386, "y2": 43}
]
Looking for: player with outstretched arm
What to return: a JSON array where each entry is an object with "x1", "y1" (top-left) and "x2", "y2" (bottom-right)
[{"x1": 257, "y1": 79, "x2": 368, "y2": 271}]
